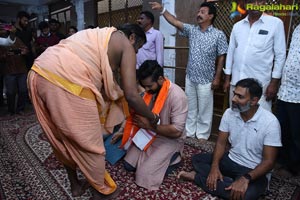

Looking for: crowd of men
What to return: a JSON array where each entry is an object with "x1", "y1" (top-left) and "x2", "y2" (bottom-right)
[{"x1": 0, "y1": 0, "x2": 299, "y2": 199}]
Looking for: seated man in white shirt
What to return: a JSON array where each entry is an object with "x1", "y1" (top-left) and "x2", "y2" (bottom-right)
[{"x1": 178, "y1": 78, "x2": 282, "y2": 200}]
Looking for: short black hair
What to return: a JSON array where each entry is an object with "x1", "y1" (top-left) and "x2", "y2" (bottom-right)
[
  {"x1": 17, "y1": 11, "x2": 30, "y2": 19},
  {"x1": 140, "y1": 11, "x2": 154, "y2": 24},
  {"x1": 138, "y1": 60, "x2": 163, "y2": 82},
  {"x1": 49, "y1": 18, "x2": 60, "y2": 25},
  {"x1": 117, "y1": 23, "x2": 147, "y2": 45},
  {"x1": 38, "y1": 21, "x2": 49, "y2": 30},
  {"x1": 86, "y1": 25, "x2": 96, "y2": 29},
  {"x1": 200, "y1": 2, "x2": 217, "y2": 24},
  {"x1": 235, "y1": 78, "x2": 263, "y2": 99}
]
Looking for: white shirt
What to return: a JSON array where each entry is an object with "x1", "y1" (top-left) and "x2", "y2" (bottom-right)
[
  {"x1": 219, "y1": 107, "x2": 282, "y2": 169},
  {"x1": 0, "y1": 36, "x2": 15, "y2": 46},
  {"x1": 277, "y1": 24, "x2": 300, "y2": 103},
  {"x1": 224, "y1": 14, "x2": 286, "y2": 86}
]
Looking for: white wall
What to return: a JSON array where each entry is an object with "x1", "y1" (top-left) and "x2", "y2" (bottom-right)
[{"x1": 159, "y1": 0, "x2": 176, "y2": 82}]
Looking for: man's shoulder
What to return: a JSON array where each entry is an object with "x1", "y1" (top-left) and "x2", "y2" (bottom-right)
[
  {"x1": 168, "y1": 83, "x2": 186, "y2": 98},
  {"x1": 232, "y1": 19, "x2": 246, "y2": 29},
  {"x1": 211, "y1": 26, "x2": 226, "y2": 36},
  {"x1": 262, "y1": 14, "x2": 283, "y2": 22},
  {"x1": 222, "y1": 108, "x2": 238, "y2": 120},
  {"x1": 152, "y1": 28, "x2": 162, "y2": 33},
  {"x1": 260, "y1": 15, "x2": 284, "y2": 28},
  {"x1": 257, "y1": 106, "x2": 278, "y2": 122},
  {"x1": 151, "y1": 28, "x2": 164, "y2": 36}
]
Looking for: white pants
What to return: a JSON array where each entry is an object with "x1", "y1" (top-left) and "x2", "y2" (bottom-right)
[
  {"x1": 229, "y1": 84, "x2": 272, "y2": 112},
  {"x1": 185, "y1": 77, "x2": 213, "y2": 140}
]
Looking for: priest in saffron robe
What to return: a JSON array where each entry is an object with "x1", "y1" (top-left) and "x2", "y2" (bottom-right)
[{"x1": 27, "y1": 24, "x2": 159, "y2": 199}]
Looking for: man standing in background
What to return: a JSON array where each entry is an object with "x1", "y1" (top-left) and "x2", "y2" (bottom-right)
[
  {"x1": 223, "y1": 0, "x2": 286, "y2": 111},
  {"x1": 136, "y1": 11, "x2": 164, "y2": 69},
  {"x1": 276, "y1": 24, "x2": 300, "y2": 177},
  {"x1": 15, "y1": 11, "x2": 34, "y2": 70}
]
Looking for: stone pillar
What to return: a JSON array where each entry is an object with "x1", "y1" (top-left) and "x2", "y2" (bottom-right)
[
  {"x1": 71, "y1": 0, "x2": 85, "y2": 31},
  {"x1": 160, "y1": 0, "x2": 176, "y2": 82}
]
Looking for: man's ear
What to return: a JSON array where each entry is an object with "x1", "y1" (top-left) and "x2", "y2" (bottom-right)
[
  {"x1": 128, "y1": 33, "x2": 136, "y2": 45},
  {"x1": 157, "y1": 76, "x2": 164, "y2": 85},
  {"x1": 250, "y1": 96, "x2": 259, "y2": 106}
]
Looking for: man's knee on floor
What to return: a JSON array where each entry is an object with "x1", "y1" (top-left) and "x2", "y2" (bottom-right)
[{"x1": 123, "y1": 161, "x2": 136, "y2": 172}]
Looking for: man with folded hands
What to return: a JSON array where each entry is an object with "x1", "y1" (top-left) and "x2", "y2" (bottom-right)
[{"x1": 121, "y1": 60, "x2": 188, "y2": 190}]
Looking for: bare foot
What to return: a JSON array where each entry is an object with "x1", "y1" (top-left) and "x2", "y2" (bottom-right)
[
  {"x1": 91, "y1": 187, "x2": 121, "y2": 200},
  {"x1": 177, "y1": 171, "x2": 196, "y2": 181},
  {"x1": 70, "y1": 180, "x2": 90, "y2": 197}
]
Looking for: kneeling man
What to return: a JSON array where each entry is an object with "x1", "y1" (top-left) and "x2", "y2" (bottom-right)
[
  {"x1": 122, "y1": 60, "x2": 188, "y2": 190},
  {"x1": 178, "y1": 78, "x2": 281, "y2": 200}
]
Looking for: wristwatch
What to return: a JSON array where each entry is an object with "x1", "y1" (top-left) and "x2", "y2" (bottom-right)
[{"x1": 243, "y1": 173, "x2": 252, "y2": 182}]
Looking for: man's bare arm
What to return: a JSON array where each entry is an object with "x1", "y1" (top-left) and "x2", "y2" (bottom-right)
[
  {"x1": 133, "y1": 115, "x2": 182, "y2": 138},
  {"x1": 225, "y1": 146, "x2": 278, "y2": 199},
  {"x1": 206, "y1": 132, "x2": 228, "y2": 190},
  {"x1": 212, "y1": 55, "x2": 225, "y2": 90},
  {"x1": 113, "y1": 32, "x2": 156, "y2": 122},
  {"x1": 247, "y1": 146, "x2": 278, "y2": 180}
]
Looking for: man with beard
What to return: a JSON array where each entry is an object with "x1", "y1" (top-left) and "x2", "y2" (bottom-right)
[
  {"x1": 150, "y1": 2, "x2": 228, "y2": 141},
  {"x1": 122, "y1": 60, "x2": 188, "y2": 190},
  {"x1": 177, "y1": 78, "x2": 281, "y2": 200},
  {"x1": 15, "y1": 11, "x2": 34, "y2": 70},
  {"x1": 136, "y1": 11, "x2": 164, "y2": 69},
  {"x1": 35, "y1": 21, "x2": 60, "y2": 56},
  {"x1": 27, "y1": 24, "x2": 159, "y2": 199},
  {"x1": 223, "y1": 0, "x2": 286, "y2": 111},
  {"x1": 49, "y1": 18, "x2": 66, "y2": 41}
]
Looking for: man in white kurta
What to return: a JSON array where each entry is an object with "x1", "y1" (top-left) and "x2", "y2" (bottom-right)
[
  {"x1": 123, "y1": 60, "x2": 188, "y2": 190},
  {"x1": 224, "y1": 1, "x2": 286, "y2": 111}
]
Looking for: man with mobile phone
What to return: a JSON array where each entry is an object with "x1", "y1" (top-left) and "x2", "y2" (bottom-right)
[{"x1": 1, "y1": 31, "x2": 28, "y2": 115}]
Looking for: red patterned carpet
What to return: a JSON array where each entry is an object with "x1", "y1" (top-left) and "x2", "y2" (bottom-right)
[{"x1": 0, "y1": 111, "x2": 300, "y2": 200}]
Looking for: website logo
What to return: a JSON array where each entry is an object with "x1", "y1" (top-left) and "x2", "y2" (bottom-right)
[
  {"x1": 230, "y1": 1, "x2": 247, "y2": 19},
  {"x1": 246, "y1": 3, "x2": 299, "y2": 12}
]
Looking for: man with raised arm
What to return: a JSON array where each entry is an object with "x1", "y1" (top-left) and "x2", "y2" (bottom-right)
[{"x1": 150, "y1": 1, "x2": 228, "y2": 141}]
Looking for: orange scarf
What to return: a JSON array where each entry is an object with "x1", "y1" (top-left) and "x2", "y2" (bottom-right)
[{"x1": 121, "y1": 78, "x2": 171, "y2": 150}]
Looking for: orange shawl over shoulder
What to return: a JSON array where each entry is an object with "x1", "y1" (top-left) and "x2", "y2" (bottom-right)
[{"x1": 121, "y1": 78, "x2": 171, "y2": 150}]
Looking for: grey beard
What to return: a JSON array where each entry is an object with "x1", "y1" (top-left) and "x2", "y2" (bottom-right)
[{"x1": 231, "y1": 101, "x2": 251, "y2": 113}]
